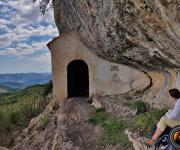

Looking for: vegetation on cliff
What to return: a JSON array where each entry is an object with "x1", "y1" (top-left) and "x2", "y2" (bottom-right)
[
  {"x1": 0, "y1": 81, "x2": 52, "y2": 147},
  {"x1": 89, "y1": 108, "x2": 133, "y2": 149},
  {"x1": 124, "y1": 90, "x2": 167, "y2": 136}
]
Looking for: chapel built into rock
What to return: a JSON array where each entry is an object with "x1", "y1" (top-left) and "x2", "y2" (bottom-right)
[{"x1": 47, "y1": 32, "x2": 150, "y2": 105}]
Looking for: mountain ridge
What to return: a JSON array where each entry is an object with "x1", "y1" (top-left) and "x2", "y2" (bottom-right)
[{"x1": 0, "y1": 73, "x2": 52, "y2": 93}]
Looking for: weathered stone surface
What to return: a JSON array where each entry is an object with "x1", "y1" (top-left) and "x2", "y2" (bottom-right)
[
  {"x1": 143, "y1": 69, "x2": 180, "y2": 108},
  {"x1": 53, "y1": 0, "x2": 180, "y2": 71},
  {"x1": 13, "y1": 97, "x2": 138, "y2": 150},
  {"x1": 13, "y1": 98, "x2": 103, "y2": 150},
  {"x1": 51, "y1": 0, "x2": 180, "y2": 107},
  {"x1": 125, "y1": 129, "x2": 154, "y2": 150},
  {"x1": 92, "y1": 94, "x2": 136, "y2": 118},
  {"x1": 0, "y1": 147, "x2": 9, "y2": 150}
]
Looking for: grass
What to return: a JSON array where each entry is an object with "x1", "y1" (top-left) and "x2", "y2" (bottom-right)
[
  {"x1": 39, "y1": 114, "x2": 50, "y2": 130},
  {"x1": 123, "y1": 88, "x2": 148, "y2": 114},
  {"x1": 0, "y1": 82, "x2": 52, "y2": 147},
  {"x1": 88, "y1": 108, "x2": 133, "y2": 149},
  {"x1": 132, "y1": 108, "x2": 167, "y2": 136},
  {"x1": 124, "y1": 99, "x2": 146, "y2": 114},
  {"x1": 123, "y1": 93, "x2": 167, "y2": 137}
]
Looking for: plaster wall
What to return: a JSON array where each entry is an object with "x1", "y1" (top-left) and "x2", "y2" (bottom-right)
[{"x1": 48, "y1": 32, "x2": 150, "y2": 103}]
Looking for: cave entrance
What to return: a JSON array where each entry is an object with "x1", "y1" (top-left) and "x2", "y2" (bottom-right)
[{"x1": 67, "y1": 60, "x2": 89, "y2": 98}]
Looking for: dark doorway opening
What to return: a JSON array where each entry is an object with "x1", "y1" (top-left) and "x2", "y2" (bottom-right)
[{"x1": 67, "y1": 60, "x2": 89, "y2": 98}]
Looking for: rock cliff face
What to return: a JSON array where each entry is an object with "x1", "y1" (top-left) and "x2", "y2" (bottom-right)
[
  {"x1": 52, "y1": 0, "x2": 180, "y2": 106},
  {"x1": 53, "y1": 0, "x2": 180, "y2": 71}
]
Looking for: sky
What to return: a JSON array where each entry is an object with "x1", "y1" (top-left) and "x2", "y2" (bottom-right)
[{"x1": 0, "y1": 0, "x2": 58, "y2": 74}]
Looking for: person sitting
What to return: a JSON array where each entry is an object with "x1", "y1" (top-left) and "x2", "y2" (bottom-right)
[{"x1": 146, "y1": 88, "x2": 180, "y2": 146}]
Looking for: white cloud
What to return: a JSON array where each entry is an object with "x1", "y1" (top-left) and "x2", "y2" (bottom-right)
[
  {"x1": 0, "y1": 44, "x2": 34, "y2": 58},
  {"x1": 0, "y1": 0, "x2": 55, "y2": 73},
  {"x1": 31, "y1": 40, "x2": 49, "y2": 50},
  {"x1": 0, "y1": 18, "x2": 11, "y2": 25},
  {"x1": 0, "y1": 0, "x2": 57, "y2": 73},
  {"x1": 0, "y1": 0, "x2": 58, "y2": 49},
  {"x1": 0, "y1": 24, "x2": 10, "y2": 32},
  {"x1": 7, "y1": 0, "x2": 54, "y2": 27},
  {"x1": 0, "y1": 24, "x2": 57, "y2": 49},
  {"x1": 0, "y1": 39, "x2": 51, "y2": 58},
  {"x1": 30, "y1": 52, "x2": 51, "y2": 63},
  {"x1": 0, "y1": 34, "x2": 13, "y2": 48}
]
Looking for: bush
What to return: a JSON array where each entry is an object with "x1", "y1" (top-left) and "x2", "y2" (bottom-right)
[
  {"x1": 0, "y1": 83, "x2": 51, "y2": 147},
  {"x1": 43, "y1": 80, "x2": 53, "y2": 97},
  {"x1": 95, "y1": 108, "x2": 106, "y2": 113},
  {"x1": 125, "y1": 99, "x2": 146, "y2": 114},
  {"x1": 131, "y1": 100, "x2": 146, "y2": 114},
  {"x1": 0, "y1": 111, "x2": 12, "y2": 133},
  {"x1": 39, "y1": 114, "x2": 50, "y2": 130},
  {"x1": 9, "y1": 111, "x2": 20, "y2": 125},
  {"x1": 133, "y1": 108, "x2": 167, "y2": 135}
]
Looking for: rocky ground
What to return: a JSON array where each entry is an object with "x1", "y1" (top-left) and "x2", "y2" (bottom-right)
[
  {"x1": 0, "y1": 95, "x2": 156, "y2": 150},
  {"x1": 12, "y1": 98, "x2": 101, "y2": 150},
  {"x1": 92, "y1": 94, "x2": 155, "y2": 150}
]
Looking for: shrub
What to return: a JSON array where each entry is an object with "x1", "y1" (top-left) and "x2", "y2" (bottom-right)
[
  {"x1": 133, "y1": 108, "x2": 167, "y2": 135},
  {"x1": 0, "y1": 111, "x2": 12, "y2": 133},
  {"x1": 39, "y1": 114, "x2": 50, "y2": 130},
  {"x1": 95, "y1": 108, "x2": 106, "y2": 113},
  {"x1": 43, "y1": 80, "x2": 53, "y2": 97},
  {"x1": 125, "y1": 99, "x2": 146, "y2": 114},
  {"x1": 131, "y1": 100, "x2": 146, "y2": 114},
  {"x1": 0, "y1": 83, "x2": 51, "y2": 147},
  {"x1": 9, "y1": 111, "x2": 20, "y2": 125}
]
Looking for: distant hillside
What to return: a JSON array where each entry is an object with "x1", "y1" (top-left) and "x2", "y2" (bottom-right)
[
  {"x1": 0, "y1": 88, "x2": 9, "y2": 93},
  {"x1": 0, "y1": 82, "x2": 52, "y2": 146},
  {"x1": 0, "y1": 84, "x2": 16, "y2": 93},
  {"x1": 0, "y1": 82, "x2": 27, "y2": 90},
  {"x1": 0, "y1": 73, "x2": 52, "y2": 93},
  {"x1": 0, "y1": 73, "x2": 51, "y2": 85}
]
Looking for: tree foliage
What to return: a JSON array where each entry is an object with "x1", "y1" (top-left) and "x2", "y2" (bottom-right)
[{"x1": 32, "y1": 0, "x2": 52, "y2": 14}]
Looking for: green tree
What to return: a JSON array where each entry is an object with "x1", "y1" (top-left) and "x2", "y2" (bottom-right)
[{"x1": 32, "y1": 0, "x2": 52, "y2": 14}]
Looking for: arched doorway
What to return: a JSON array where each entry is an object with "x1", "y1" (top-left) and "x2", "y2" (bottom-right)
[{"x1": 67, "y1": 60, "x2": 89, "y2": 98}]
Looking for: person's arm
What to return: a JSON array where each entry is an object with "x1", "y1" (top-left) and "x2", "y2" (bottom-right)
[
  {"x1": 166, "y1": 100, "x2": 180, "y2": 119},
  {"x1": 166, "y1": 109, "x2": 173, "y2": 113}
]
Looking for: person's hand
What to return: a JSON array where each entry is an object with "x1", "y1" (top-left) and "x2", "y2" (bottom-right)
[{"x1": 168, "y1": 109, "x2": 173, "y2": 113}]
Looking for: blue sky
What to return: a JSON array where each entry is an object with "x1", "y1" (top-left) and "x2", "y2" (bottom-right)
[{"x1": 0, "y1": 0, "x2": 58, "y2": 74}]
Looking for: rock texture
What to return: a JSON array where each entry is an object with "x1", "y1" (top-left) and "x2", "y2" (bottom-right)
[
  {"x1": 51, "y1": 0, "x2": 180, "y2": 107},
  {"x1": 13, "y1": 97, "x2": 138, "y2": 150},
  {"x1": 92, "y1": 94, "x2": 136, "y2": 118},
  {"x1": 125, "y1": 130, "x2": 154, "y2": 150},
  {"x1": 53, "y1": 0, "x2": 180, "y2": 71},
  {"x1": 13, "y1": 98, "x2": 103, "y2": 150},
  {"x1": 0, "y1": 147, "x2": 9, "y2": 150}
]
